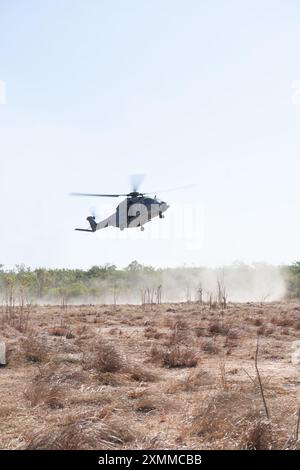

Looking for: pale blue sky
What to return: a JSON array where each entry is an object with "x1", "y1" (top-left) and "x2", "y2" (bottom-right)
[{"x1": 0, "y1": 0, "x2": 300, "y2": 269}]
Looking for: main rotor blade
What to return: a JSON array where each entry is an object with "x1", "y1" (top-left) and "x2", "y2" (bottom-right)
[
  {"x1": 70, "y1": 192, "x2": 126, "y2": 198},
  {"x1": 90, "y1": 206, "x2": 97, "y2": 218},
  {"x1": 129, "y1": 174, "x2": 145, "y2": 192}
]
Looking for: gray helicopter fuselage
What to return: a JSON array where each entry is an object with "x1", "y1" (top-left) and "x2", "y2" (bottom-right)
[{"x1": 92, "y1": 196, "x2": 169, "y2": 231}]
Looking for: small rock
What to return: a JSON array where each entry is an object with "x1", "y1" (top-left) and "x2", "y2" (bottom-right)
[
  {"x1": 0, "y1": 341, "x2": 6, "y2": 365},
  {"x1": 291, "y1": 340, "x2": 300, "y2": 365}
]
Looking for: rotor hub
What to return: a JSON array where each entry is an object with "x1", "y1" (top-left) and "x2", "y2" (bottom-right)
[{"x1": 128, "y1": 191, "x2": 142, "y2": 198}]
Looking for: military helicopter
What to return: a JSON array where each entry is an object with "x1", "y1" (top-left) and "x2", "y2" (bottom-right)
[{"x1": 71, "y1": 175, "x2": 170, "y2": 232}]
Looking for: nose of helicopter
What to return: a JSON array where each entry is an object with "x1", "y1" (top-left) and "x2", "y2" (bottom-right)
[{"x1": 159, "y1": 201, "x2": 169, "y2": 213}]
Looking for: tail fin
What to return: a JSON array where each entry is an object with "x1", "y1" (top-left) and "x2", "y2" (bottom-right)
[
  {"x1": 75, "y1": 216, "x2": 97, "y2": 232},
  {"x1": 87, "y1": 216, "x2": 97, "y2": 232}
]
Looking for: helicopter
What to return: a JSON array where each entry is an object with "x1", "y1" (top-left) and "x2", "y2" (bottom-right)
[{"x1": 71, "y1": 176, "x2": 170, "y2": 232}]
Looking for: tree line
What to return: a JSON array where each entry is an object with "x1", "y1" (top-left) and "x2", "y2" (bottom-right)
[
  {"x1": 0, "y1": 261, "x2": 162, "y2": 308},
  {"x1": 0, "y1": 261, "x2": 299, "y2": 308}
]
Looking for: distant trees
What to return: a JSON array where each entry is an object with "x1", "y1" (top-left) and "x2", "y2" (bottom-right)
[
  {"x1": 35, "y1": 268, "x2": 50, "y2": 298},
  {"x1": 284, "y1": 262, "x2": 300, "y2": 298},
  {"x1": 0, "y1": 261, "x2": 299, "y2": 305},
  {"x1": 2, "y1": 273, "x2": 16, "y2": 311},
  {"x1": 0, "y1": 261, "x2": 161, "y2": 306}
]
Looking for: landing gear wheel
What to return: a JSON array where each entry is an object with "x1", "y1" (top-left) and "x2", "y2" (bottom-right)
[
  {"x1": 159, "y1": 211, "x2": 164, "y2": 219},
  {"x1": 140, "y1": 226, "x2": 145, "y2": 231}
]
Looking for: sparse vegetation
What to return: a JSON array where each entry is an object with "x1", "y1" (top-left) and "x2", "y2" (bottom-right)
[
  {"x1": 84, "y1": 337, "x2": 125, "y2": 373},
  {"x1": 24, "y1": 382, "x2": 65, "y2": 409},
  {"x1": 0, "y1": 260, "x2": 296, "y2": 306},
  {"x1": 21, "y1": 336, "x2": 50, "y2": 363},
  {"x1": 150, "y1": 344, "x2": 198, "y2": 368},
  {"x1": 0, "y1": 301, "x2": 300, "y2": 450}
]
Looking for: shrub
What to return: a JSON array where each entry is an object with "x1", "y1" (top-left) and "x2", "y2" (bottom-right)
[
  {"x1": 127, "y1": 363, "x2": 158, "y2": 382},
  {"x1": 66, "y1": 331, "x2": 75, "y2": 339},
  {"x1": 195, "y1": 327, "x2": 206, "y2": 337},
  {"x1": 240, "y1": 420, "x2": 273, "y2": 450},
  {"x1": 21, "y1": 336, "x2": 50, "y2": 363},
  {"x1": 271, "y1": 317, "x2": 293, "y2": 327},
  {"x1": 257, "y1": 326, "x2": 274, "y2": 336},
  {"x1": 48, "y1": 327, "x2": 68, "y2": 337},
  {"x1": 24, "y1": 382, "x2": 65, "y2": 409},
  {"x1": 25, "y1": 417, "x2": 135, "y2": 450},
  {"x1": 181, "y1": 369, "x2": 214, "y2": 391},
  {"x1": 201, "y1": 340, "x2": 219, "y2": 354},
  {"x1": 84, "y1": 338, "x2": 124, "y2": 373},
  {"x1": 191, "y1": 390, "x2": 259, "y2": 440},
  {"x1": 168, "y1": 320, "x2": 193, "y2": 345},
  {"x1": 208, "y1": 322, "x2": 229, "y2": 336},
  {"x1": 144, "y1": 326, "x2": 163, "y2": 340},
  {"x1": 150, "y1": 344, "x2": 198, "y2": 368},
  {"x1": 163, "y1": 346, "x2": 198, "y2": 368}
]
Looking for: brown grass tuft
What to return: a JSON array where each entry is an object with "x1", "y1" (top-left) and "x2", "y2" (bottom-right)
[
  {"x1": 127, "y1": 363, "x2": 158, "y2": 382},
  {"x1": 135, "y1": 398, "x2": 156, "y2": 413},
  {"x1": 150, "y1": 344, "x2": 198, "y2": 368},
  {"x1": 24, "y1": 381, "x2": 65, "y2": 409},
  {"x1": 239, "y1": 419, "x2": 273, "y2": 450},
  {"x1": 21, "y1": 335, "x2": 50, "y2": 363},
  {"x1": 257, "y1": 325, "x2": 275, "y2": 336},
  {"x1": 208, "y1": 322, "x2": 229, "y2": 336},
  {"x1": 190, "y1": 390, "x2": 260, "y2": 442},
  {"x1": 201, "y1": 339, "x2": 219, "y2": 354},
  {"x1": 25, "y1": 416, "x2": 136, "y2": 450},
  {"x1": 168, "y1": 320, "x2": 194, "y2": 345},
  {"x1": 84, "y1": 337, "x2": 125, "y2": 373},
  {"x1": 48, "y1": 326, "x2": 68, "y2": 337}
]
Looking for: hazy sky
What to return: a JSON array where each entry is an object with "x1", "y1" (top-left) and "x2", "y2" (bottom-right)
[{"x1": 1, "y1": 0, "x2": 300, "y2": 269}]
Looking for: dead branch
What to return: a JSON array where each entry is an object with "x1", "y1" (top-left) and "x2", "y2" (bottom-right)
[{"x1": 255, "y1": 334, "x2": 270, "y2": 420}]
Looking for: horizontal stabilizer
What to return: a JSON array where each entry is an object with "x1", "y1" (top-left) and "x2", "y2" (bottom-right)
[{"x1": 75, "y1": 228, "x2": 95, "y2": 232}]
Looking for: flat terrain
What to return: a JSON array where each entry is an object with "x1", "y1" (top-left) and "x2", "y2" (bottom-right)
[{"x1": 0, "y1": 302, "x2": 300, "y2": 450}]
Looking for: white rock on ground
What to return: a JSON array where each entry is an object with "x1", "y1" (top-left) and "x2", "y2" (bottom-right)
[
  {"x1": 0, "y1": 341, "x2": 6, "y2": 365},
  {"x1": 291, "y1": 340, "x2": 300, "y2": 365}
]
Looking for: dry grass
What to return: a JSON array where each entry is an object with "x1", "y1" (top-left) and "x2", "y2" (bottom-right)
[
  {"x1": 239, "y1": 419, "x2": 273, "y2": 450},
  {"x1": 126, "y1": 363, "x2": 158, "y2": 382},
  {"x1": 0, "y1": 301, "x2": 299, "y2": 450},
  {"x1": 208, "y1": 322, "x2": 230, "y2": 336},
  {"x1": 84, "y1": 337, "x2": 125, "y2": 373},
  {"x1": 189, "y1": 389, "x2": 274, "y2": 449},
  {"x1": 257, "y1": 325, "x2": 275, "y2": 336},
  {"x1": 150, "y1": 344, "x2": 198, "y2": 368},
  {"x1": 20, "y1": 335, "x2": 50, "y2": 363},
  {"x1": 24, "y1": 382, "x2": 65, "y2": 408},
  {"x1": 201, "y1": 339, "x2": 219, "y2": 354},
  {"x1": 135, "y1": 398, "x2": 157, "y2": 413},
  {"x1": 48, "y1": 326, "x2": 69, "y2": 337},
  {"x1": 25, "y1": 416, "x2": 136, "y2": 450}
]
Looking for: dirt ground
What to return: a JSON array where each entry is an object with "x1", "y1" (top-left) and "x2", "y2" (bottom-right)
[{"x1": 0, "y1": 301, "x2": 300, "y2": 450}]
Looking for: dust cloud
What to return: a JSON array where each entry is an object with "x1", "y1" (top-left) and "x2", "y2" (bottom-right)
[{"x1": 62, "y1": 262, "x2": 286, "y2": 305}]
